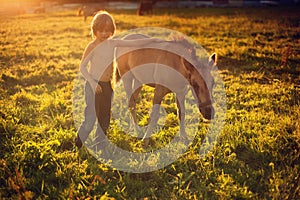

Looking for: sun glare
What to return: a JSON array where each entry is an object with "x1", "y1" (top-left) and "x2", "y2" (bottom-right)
[
  {"x1": 0, "y1": 0, "x2": 45, "y2": 15},
  {"x1": 0, "y1": 0, "x2": 40, "y2": 4}
]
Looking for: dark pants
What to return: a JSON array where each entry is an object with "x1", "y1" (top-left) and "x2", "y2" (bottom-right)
[
  {"x1": 95, "y1": 81, "x2": 113, "y2": 132},
  {"x1": 77, "y1": 81, "x2": 113, "y2": 143}
]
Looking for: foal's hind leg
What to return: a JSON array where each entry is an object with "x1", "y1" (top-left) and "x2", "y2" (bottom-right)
[
  {"x1": 121, "y1": 74, "x2": 136, "y2": 131},
  {"x1": 122, "y1": 75, "x2": 142, "y2": 134},
  {"x1": 143, "y1": 86, "x2": 170, "y2": 147},
  {"x1": 128, "y1": 83, "x2": 142, "y2": 135}
]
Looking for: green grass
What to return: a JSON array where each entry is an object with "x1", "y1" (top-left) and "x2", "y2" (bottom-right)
[{"x1": 0, "y1": 7, "x2": 299, "y2": 199}]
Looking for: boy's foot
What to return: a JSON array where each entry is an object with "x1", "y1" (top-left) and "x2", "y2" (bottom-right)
[{"x1": 74, "y1": 136, "x2": 83, "y2": 149}]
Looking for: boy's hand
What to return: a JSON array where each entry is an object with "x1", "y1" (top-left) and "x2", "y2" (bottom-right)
[
  {"x1": 95, "y1": 84, "x2": 102, "y2": 94},
  {"x1": 89, "y1": 80, "x2": 102, "y2": 94}
]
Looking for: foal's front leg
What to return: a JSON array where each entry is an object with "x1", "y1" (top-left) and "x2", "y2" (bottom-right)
[{"x1": 176, "y1": 93, "x2": 187, "y2": 140}]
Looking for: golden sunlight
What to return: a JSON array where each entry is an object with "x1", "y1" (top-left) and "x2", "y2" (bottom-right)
[{"x1": 0, "y1": 0, "x2": 46, "y2": 15}]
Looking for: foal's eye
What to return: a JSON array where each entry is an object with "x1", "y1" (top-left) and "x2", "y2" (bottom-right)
[{"x1": 212, "y1": 79, "x2": 215, "y2": 87}]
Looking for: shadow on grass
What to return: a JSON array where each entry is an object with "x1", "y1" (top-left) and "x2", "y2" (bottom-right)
[{"x1": 218, "y1": 55, "x2": 300, "y2": 84}]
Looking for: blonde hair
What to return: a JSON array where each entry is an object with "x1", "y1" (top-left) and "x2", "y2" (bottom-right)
[{"x1": 91, "y1": 11, "x2": 116, "y2": 39}]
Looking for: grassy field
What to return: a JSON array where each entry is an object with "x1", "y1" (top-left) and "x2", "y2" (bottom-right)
[{"x1": 0, "y1": 6, "x2": 299, "y2": 199}]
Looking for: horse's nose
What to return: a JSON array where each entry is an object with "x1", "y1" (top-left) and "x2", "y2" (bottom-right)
[{"x1": 201, "y1": 106, "x2": 214, "y2": 120}]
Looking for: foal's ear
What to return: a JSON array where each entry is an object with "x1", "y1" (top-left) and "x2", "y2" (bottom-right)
[{"x1": 208, "y1": 53, "x2": 217, "y2": 68}]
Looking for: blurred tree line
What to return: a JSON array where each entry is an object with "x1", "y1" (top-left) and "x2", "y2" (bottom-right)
[
  {"x1": 53, "y1": 0, "x2": 154, "y2": 3},
  {"x1": 6, "y1": 0, "x2": 176, "y2": 4}
]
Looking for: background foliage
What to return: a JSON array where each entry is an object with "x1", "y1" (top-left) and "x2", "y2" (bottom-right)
[{"x1": 0, "y1": 6, "x2": 299, "y2": 199}]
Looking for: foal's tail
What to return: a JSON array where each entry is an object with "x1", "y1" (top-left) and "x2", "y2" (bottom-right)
[
  {"x1": 112, "y1": 61, "x2": 121, "y2": 88},
  {"x1": 77, "y1": 6, "x2": 83, "y2": 16}
]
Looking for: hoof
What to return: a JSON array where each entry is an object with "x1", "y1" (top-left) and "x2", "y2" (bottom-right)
[{"x1": 143, "y1": 138, "x2": 150, "y2": 148}]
